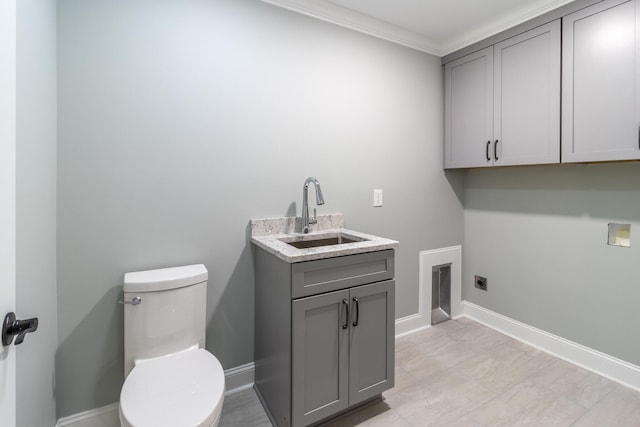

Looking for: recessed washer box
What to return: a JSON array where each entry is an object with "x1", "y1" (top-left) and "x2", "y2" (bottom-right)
[{"x1": 608, "y1": 223, "x2": 631, "y2": 248}]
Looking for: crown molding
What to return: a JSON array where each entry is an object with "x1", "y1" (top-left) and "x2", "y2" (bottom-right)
[
  {"x1": 440, "y1": 0, "x2": 577, "y2": 55},
  {"x1": 260, "y1": 0, "x2": 442, "y2": 56},
  {"x1": 261, "y1": 0, "x2": 583, "y2": 58}
]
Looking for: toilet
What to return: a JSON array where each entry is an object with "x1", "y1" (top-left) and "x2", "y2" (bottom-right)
[{"x1": 119, "y1": 264, "x2": 225, "y2": 427}]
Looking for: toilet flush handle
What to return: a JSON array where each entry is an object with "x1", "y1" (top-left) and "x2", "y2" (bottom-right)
[{"x1": 118, "y1": 296, "x2": 142, "y2": 306}]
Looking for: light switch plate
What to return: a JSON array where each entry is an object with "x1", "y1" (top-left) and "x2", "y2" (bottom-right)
[{"x1": 373, "y1": 189, "x2": 383, "y2": 207}]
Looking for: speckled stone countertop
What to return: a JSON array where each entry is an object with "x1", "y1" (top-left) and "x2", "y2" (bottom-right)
[{"x1": 250, "y1": 214, "x2": 399, "y2": 263}]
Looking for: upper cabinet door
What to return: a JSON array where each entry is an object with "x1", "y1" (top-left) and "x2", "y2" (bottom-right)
[
  {"x1": 444, "y1": 46, "x2": 494, "y2": 169},
  {"x1": 494, "y1": 20, "x2": 561, "y2": 166},
  {"x1": 562, "y1": 0, "x2": 640, "y2": 162}
]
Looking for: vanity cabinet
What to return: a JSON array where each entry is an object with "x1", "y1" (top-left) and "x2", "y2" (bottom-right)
[
  {"x1": 562, "y1": 0, "x2": 640, "y2": 162},
  {"x1": 444, "y1": 20, "x2": 561, "y2": 169},
  {"x1": 254, "y1": 249, "x2": 395, "y2": 427}
]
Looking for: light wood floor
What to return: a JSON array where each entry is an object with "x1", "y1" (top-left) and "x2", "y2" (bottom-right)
[{"x1": 220, "y1": 318, "x2": 640, "y2": 426}]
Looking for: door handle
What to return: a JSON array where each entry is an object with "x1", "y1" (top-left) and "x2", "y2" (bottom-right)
[
  {"x1": 494, "y1": 139, "x2": 499, "y2": 161},
  {"x1": 2, "y1": 312, "x2": 38, "y2": 346},
  {"x1": 352, "y1": 297, "x2": 359, "y2": 327},
  {"x1": 486, "y1": 140, "x2": 491, "y2": 161},
  {"x1": 342, "y1": 299, "x2": 349, "y2": 330}
]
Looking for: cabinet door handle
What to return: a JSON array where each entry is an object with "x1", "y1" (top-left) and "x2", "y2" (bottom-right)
[
  {"x1": 494, "y1": 139, "x2": 499, "y2": 161},
  {"x1": 486, "y1": 140, "x2": 491, "y2": 161},
  {"x1": 342, "y1": 299, "x2": 349, "y2": 330},
  {"x1": 352, "y1": 297, "x2": 359, "y2": 327}
]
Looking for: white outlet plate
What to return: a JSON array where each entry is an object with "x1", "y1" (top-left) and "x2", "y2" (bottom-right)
[{"x1": 373, "y1": 189, "x2": 383, "y2": 207}]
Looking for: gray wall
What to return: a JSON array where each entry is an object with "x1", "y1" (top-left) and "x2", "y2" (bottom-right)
[
  {"x1": 464, "y1": 163, "x2": 640, "y2": 366},
  {"x1": 16, "y1": 0, "x2": 58, "y2": 425},
  {"x1": 56, "y1": 0, "x2": 463, "y2": 416}
]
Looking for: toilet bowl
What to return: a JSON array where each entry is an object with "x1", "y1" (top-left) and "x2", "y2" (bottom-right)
[
  {"x1": 120, "y1": 348, "x2": 225, "y2": 427},
  {"x1": 119, "y1": 264, "x2": 225, "y2": 427}
]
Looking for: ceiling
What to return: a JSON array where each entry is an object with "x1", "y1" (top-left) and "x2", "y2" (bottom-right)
[{"x1": 261, "y1": 0, "x2": 576, "y2": 56}]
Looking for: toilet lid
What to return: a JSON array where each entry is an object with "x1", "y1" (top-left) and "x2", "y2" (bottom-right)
[{"x1": 120, "y1": 348, "x2": 225, "y2": 427}]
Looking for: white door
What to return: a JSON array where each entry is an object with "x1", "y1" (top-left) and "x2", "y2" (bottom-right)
[{"x1": 0, "y1": 0, "x2": 17, "y2": 425}]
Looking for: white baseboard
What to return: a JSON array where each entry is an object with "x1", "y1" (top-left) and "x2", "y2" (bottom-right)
[
  {"x1": 395, "y1": 312, "x2": 430, "y2": 337},
  {"x1": 55, "y1": 403, "x2": 119, "y2": 427},
  {"x1": 463, "y1": 301, "x2": 640, "y2": 392},
  {"x1": 224, "y1": 362, "x2": 255, "y2": 396},
  {"x1": 56, "y1": 363, "x2": 256, "y2": 427}
]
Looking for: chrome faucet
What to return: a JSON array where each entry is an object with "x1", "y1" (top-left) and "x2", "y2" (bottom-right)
[{"x1": 301, "y1": 177, "x2": 325, "y2": 233}]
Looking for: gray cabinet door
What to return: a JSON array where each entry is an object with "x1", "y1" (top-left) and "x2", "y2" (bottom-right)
[
  {"x1": 494, "y1": 20, "x2": 560, "y2": 166},
  {"x1": 349, "y1": 280, "x2": 395, "y2": 406},
  {"x1": 444, "y1": 46, "x2": 494, "y2": 169},
  {"x1": 292, "y1": 289, "x2": 349, "y2": 427},
  {"x1": 562, "y1": 0, "x2": 640, "y2": 162}
]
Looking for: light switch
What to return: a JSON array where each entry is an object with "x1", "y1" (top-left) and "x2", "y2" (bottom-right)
[{"x1": 373, "y1": 189, "x2": 383, "y2": 207}]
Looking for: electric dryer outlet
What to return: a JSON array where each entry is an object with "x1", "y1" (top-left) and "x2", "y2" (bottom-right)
[{"x1": 474, "y1": 275, "x2": 487, "y2": 291}]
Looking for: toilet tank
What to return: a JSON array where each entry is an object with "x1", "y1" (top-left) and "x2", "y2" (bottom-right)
[{"x1": 123, "y1": 264, "x2": 208, "y2": 377}]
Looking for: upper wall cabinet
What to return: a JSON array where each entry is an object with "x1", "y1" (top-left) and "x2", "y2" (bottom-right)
[
  {"x1": 562, "y1": 0, "x2": 640, "y2": 162},
  {"x1": 444, "y1": 21, "x2": 561, "y2": 169}
]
